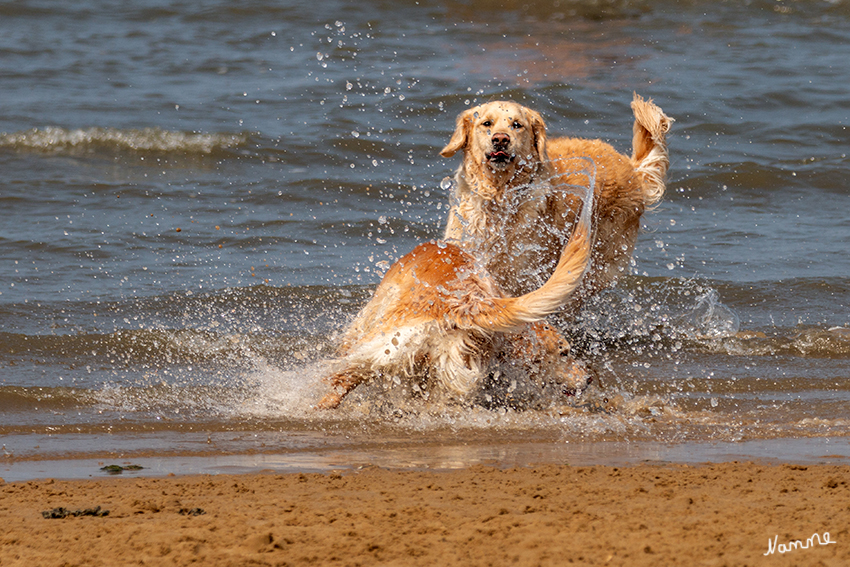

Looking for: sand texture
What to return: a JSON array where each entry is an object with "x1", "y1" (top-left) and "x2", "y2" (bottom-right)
[{"x1": 1, "y1": 461, "x2": 848, "y2": 566}]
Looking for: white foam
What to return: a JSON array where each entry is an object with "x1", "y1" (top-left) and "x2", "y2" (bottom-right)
[
  {"x1": 242, "y1": 358, "x2": 331, "y2": 417},
  {"x1": 0, "y1": 126, "x2": 247, "y2": 154}
]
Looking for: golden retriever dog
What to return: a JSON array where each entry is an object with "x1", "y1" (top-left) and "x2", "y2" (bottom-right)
[
  {"x1": 440, "y1": 94, "x2": 672, "y2": 306},
  {"x1": 317, "y1": 184, "x2": 594, "y2": 409}
]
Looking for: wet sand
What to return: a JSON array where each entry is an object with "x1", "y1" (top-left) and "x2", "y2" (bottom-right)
[{"x1": 2, "y1": 461, "x2": 847, "y2": 566}]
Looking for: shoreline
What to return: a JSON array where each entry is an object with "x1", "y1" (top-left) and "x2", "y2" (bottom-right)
[
  {"x1": 2, "y1": 460, "x2": 847, "y2": 566},
  {"x1": 3, "y1": 436, "x2": 850, "y2": 483}
]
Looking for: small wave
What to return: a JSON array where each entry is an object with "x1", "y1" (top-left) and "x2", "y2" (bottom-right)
[
  {"x1": 705, "y1": 326, "x2": 850, "y2": 359},
  {"x1": 0, "y1": 327, "x2": 334, "y2": 371},
  {"x1": 0, "y1": 126, "x2": 248, "y2": 156},
  {"x1": 0, "y1": 383, "x2": 254, "y2": 419},
  {"x1": 0, "y1": 386, "x2": 98, "y2": 413}
]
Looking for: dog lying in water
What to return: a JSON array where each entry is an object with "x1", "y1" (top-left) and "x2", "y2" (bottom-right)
[
  {"x1": 440, "y1": 94, "x2": 672, "y2": 308},
  {"x1": 317, "y1": 180, "x2": 594, "y2": 409}
]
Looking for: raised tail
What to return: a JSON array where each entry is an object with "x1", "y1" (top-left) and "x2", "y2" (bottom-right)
[
  {"x1": 463, "y1": 177, "x2": 594, "y2": 333},
  {"x1": 631, "y1": 93, "x2": 673, "y2": 207}
]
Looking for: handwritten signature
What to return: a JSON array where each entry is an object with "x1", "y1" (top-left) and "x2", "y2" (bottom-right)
[{"x1": 764, "y1": 531, "x2": 836, "y2": 556}]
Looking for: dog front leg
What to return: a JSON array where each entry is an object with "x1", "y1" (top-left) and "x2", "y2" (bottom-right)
[{"x1": 316, "y1": 370, "x2": 369, "y2": 409}]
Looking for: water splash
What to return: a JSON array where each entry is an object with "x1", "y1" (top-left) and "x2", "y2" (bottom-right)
[
  {"x1": 245, "y1": 359, "x2": 332, "y2": 417},
  {"x1": 678, "y1": 289, "x2": 740, "y2": 339},
  {"x1": 569, "y1": 277, "x2": 741, "y2": 354}
]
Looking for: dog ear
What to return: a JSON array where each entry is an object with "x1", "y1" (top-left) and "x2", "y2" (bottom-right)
[
  {"x1": 440, "y1": 108, "x2": 475, "y2": 158},
  {"x1": 526, "y1": 108, "x2": 548, "y2": 162}
]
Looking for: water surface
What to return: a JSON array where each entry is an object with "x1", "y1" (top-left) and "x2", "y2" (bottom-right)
[{"x1": 1, "y1": 0, "x2": 849, "y2": 479}]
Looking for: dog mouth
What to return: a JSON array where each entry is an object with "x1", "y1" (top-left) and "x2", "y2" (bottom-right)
[{"x1": 485, "y1": 150, "x2": 513, "y2": 164}]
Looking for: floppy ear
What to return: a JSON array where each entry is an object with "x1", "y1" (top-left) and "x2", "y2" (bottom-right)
[
  {"x1": 440, "y1": 108, "x2": 475, "y2": 158},
  {"x1": 526, "y1": 108, "x2": 548, "y2": 162}
]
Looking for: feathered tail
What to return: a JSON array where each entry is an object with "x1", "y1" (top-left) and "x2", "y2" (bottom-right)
[
  {"x1": 463, "y1": 177, "x2": 594, "y2": 332},
  {"x1": 631, "y1": 93, "x2": 673, "y2": 207}
]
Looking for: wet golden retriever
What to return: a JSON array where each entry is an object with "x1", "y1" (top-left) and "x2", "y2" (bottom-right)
[
  {"x1": 440, "y1": 94, "x2": 672, "y2": 306},
  {"x1": 317, "y1": 184, "x2": 594, "y2": 409}
]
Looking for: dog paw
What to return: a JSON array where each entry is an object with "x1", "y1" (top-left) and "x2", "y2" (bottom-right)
[
  {"x1": 557, "y1": 360, "x2": 593, "y2": 397},
  {"x1": 315, "y1": 393, "x2": 342, "y2": 409}
]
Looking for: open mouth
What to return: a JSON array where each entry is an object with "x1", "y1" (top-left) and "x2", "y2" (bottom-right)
[{"x1": 486, "y1": 150, "x2": 513, "y2": 164}]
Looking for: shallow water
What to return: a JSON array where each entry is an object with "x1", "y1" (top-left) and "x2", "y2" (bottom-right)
[{"x1": 1, "y1": 0, "x2": 849, "y2": 478}]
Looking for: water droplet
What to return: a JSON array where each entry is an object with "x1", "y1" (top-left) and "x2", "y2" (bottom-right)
[
  {"x1": 351, "y1": 130, "x2": 360, "y2": 138},
  {"x1": 378, "y1": 215, "x2": 387, "y2": 225},
  {"x1": 316, "y1": 52, "x2": 324, "y2": 61},
  {"x1": 440, "y1": 177, "x2": 453, "y2": 191}
]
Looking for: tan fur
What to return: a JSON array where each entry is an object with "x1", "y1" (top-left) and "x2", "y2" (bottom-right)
[
  {"x1": 441, "y1": 93, "x2": 673, "y2": 304},
  {"x1": 317, "y1": 185, "x2": 594, "y2": 409}
]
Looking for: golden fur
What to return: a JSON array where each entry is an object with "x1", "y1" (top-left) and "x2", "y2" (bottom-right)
[
  {"x1": 317, "y1": 185, "x2": 594, "y2": 409},
  {"x1": 440, "y1": 94, "x2": 673, "y2": 304}
]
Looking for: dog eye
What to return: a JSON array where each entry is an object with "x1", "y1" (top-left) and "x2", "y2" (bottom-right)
[
  {"x1": 481, "y1": 120, "x2": 492, "y2": 127},
  {"x1": 511, "y1": 121, "x2": 523, "y2": 129}
]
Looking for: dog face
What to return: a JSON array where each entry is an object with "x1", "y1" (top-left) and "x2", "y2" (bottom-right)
[{"x1": 441, "y1": 101, "x2": 547, "y2": 196}]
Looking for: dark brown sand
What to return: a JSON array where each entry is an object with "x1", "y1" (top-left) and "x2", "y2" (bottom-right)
[{"x1": 1, "y1": 462, "x2": 847, "y2": 566}]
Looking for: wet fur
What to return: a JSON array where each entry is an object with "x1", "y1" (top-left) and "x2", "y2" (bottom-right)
[
  {"x1": 317, "y1": 188, "x2": 594, "y2": 409},
  {"x1": 440, "y1": 94, "x2": 673, "y2": 304}
]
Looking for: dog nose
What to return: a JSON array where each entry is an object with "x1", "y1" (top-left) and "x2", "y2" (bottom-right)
[{"x1": 491, "y1": 132, "x2": 510, "y2": 147}]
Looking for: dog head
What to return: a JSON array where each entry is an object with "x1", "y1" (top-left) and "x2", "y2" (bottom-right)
[{"x1": 441, "y1": 101, "x2": 548, "y2": 199}]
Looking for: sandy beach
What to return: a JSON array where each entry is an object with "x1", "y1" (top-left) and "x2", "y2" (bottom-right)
[{"x1": 1, "y1": 461, "x2": 847, "y2": 566}]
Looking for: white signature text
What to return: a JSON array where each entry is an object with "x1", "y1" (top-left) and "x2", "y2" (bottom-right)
[{"x1": 764, "y1": 531, "x2": 836, "y2": 556}]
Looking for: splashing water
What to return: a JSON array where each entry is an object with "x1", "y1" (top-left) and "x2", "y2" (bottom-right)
[{"x1": 679, "y1": 289, "x2": 740, "y2": 339}]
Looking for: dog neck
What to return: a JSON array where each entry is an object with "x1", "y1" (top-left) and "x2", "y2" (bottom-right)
[
  {"x1": 464, "y1": 156, "x2": 538, "y2": 201},
  {"x1": 449, "y1": 165, "x2": 552, "y2": 246}
]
